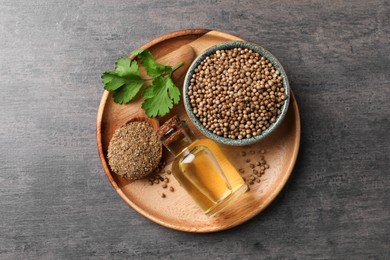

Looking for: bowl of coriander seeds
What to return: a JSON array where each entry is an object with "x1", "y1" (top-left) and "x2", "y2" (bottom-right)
[{"x1": 183, "y1": 41, "x2": 290, "y2": 146}]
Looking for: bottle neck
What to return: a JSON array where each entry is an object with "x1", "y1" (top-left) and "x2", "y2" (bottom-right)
[
  {"x1": 158, "y1": 116, "x2": 198, "y2": 157},
  {"x1": 163, "y1": 127, "x2": 196, "y2": 156},
  {"x1": 159, "y1": 119, "x2": 197, "y2": 157}
]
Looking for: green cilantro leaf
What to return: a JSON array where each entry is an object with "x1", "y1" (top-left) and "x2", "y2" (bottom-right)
[
  {"x1": 102, "y1": 72, "x2": 126, "y2": 91},
  {"x1": 114, "y1": 57, "x2": 140, "y2": 77},
  {"x1": 113, "y1": 79, "x2": 144, "y2": 104},
  {"x1": 141, "y1": 76, "x2": 180, "y2": 117},
  {"x1": 101, "y1": 57, "x2": 144, "y2": 102},
  {"x1": 101, "y1": 50, "x2": 183, "y2": 117},
  {"x1": 130, "y1": 49, "x2": 144, "y2": 56},
  {"x1": 131, "y1": 49, "x2": 172, "y2": 77}
]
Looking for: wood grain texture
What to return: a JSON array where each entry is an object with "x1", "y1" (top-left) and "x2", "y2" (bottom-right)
[{"x1": 0, "y1": 0, "x2": 389, "y2": 259}]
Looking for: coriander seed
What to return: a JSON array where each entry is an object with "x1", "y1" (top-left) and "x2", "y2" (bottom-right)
[{"x1": 188, "y1": 47, "x2": 287, "y2": 140}]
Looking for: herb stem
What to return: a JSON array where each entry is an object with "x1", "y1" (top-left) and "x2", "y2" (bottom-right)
[{"x1": 171, "y1": 61, "x2": 184, "y2": 74}]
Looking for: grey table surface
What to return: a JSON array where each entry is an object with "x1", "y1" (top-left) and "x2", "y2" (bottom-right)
[{"x1": 1, "y1": 0, "x2": 389, "y2": 259}]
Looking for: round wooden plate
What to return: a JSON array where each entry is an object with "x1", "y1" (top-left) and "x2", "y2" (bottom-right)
[{"x1": 96, "y1": 29, "x2": 301, "y2": 232}]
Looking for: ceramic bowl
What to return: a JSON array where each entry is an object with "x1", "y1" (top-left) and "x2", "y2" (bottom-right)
[{"x1": 183, "y1": 41, "x2": 291, "y2": 146}]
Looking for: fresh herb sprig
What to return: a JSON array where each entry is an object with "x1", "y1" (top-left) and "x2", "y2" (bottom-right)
[{"x1": 101, "y1": 50, "x2": 183, "y2": 117}]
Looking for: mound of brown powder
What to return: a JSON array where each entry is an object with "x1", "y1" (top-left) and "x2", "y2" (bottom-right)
[{"x1": 107, "y1": 121, "x2": 162, "y2": 180}]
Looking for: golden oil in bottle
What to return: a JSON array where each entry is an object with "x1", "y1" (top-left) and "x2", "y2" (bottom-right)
[{"x1": 158, "y1": 116, "x2": 248, "y2": 216}]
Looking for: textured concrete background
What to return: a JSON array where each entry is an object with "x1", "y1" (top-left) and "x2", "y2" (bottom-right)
[{"x1": 0, "y1": 0, "x2": 389, "y2": 259}]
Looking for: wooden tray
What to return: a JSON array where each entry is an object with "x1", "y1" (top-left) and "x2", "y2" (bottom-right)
[{"x1": 96, "y1": 29, "x2": 301, "y2": 232}]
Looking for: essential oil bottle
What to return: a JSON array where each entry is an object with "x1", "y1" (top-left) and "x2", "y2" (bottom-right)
[{"x1": 158, "y1": 116, "x2": 248, "y2": 216}]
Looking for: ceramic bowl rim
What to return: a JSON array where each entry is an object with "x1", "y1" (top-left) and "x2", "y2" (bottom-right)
[{"x1": 183, "y1": 41, "x2": 291, "y2": 146}]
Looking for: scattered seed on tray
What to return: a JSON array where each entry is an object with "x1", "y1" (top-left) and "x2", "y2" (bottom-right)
[{"x1": 236, "y1": 148, "x2": 270, "y2": 187}]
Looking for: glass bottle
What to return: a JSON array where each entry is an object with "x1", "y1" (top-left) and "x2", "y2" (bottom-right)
[{"x1": 158, "y1": 116, "x2": 248, "y2": 216}]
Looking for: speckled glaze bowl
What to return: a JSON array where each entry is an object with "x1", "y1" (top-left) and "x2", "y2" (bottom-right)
[{"x1": 183, "y1": 41, "x2": 291, "y2": 146}]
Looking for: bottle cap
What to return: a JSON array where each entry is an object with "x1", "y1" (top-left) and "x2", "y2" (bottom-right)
[{"x1": 157, "y1": 116, "x2": 181, "y2": 139}]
